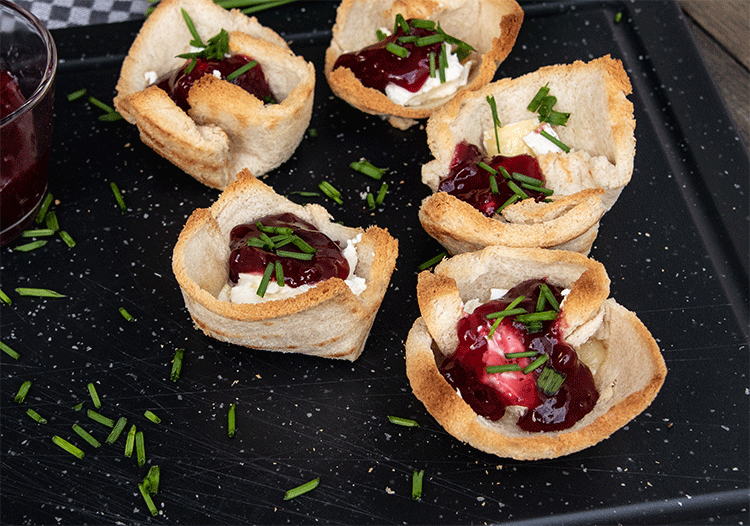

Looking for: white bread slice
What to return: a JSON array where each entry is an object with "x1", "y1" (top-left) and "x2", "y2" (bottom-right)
[
  {"x1": 406, "y1": 245, "x2": 666, "y2": 460},
  {"x1": 114, "y1": 0, "x2": 314, "y2": 189},
  {"x1": 324, "y1": 0, "x2": 523, "y2": 129},
  {"x1": 172, "y1": 169, "x2": 399, "y2": 360},
  {"x1": 420, "y1": 55, "x2": 635, "y2": 254}
]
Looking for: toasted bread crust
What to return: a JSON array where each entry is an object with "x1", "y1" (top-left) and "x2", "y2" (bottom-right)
[
  {"x1": 172, "y1": 170, "x2": 399, "y2": 360},
  {"x1": 324, "y1": 0, "x2": 523, "y2": 129},
  {"x1": 406, "y1": 246, "x2": 666, "y2": 459},
  {"x1": 114, "y1": 0, "x2": 314, "y2": 189}
]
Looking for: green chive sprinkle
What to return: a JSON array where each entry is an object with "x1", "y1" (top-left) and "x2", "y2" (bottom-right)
[
  {"x1": 522, "y1": 354, "x2": 549, "y2": 374},
  {"x1": 537, "y1": 366, "x2": 566, "y2": 395},
  {"x1": 412, "y1": 469, "x2": 424, "y2": 500},
  {"x1": 0, "y1": 289, "x2": 11, "y2": 305},
  {"x1": 507, "y1": 180, "x2": 529, "y2": 200},
  {"x1": 274, "y1": 260, "x2": 284, "y2": 287},
  {"x1": 138, "y1": 482, "x2": 159, "y2": 516},
  {"x1": 486, "y1": 364, "x2": 522, "y2": 373},
  {"x1": 387, "y1": 415, "x2": 419, "y2": 427},
  {"x1": 350, "y1": 159, "x2": 387, "y2": 180},
  {"x1": 228, "y1": 403, "x2": 236, "y2": 437},
  {"x1": 416, "y1": 33, "x2": 443, "y2": 47},
  {"x1": 386, "y1": 42, "x2": 409, "y2": 58},
  {"x1": 136, "y1": 430, "x2": 146, "y2": 467},
  {"x1": 398, "y1": 35, "x2": 418, "y2": 44},
  {"x1": 144, "y1": 465, "x2": 160, "y2": 495},
  {"x1": 241, "y1": 0, "x2": 297, "y2": 15},
  {"x1": 615, "y1": 11, "x2": 623, "y2": 23},
  {"x1": 375, "y1": 182, "x2": 389, "y2": 205},
  {"x1": 98, "y1": 112, "x2": 124, "y2": 122},
  {"x1": 497, "y1": 193, "x2": 520, "y2": 212},
  {"x1": 318, "y1": 181, "x2": 343, "y2": 204},
  {"x1": 290, "y1": 190, "x2": 320, "y2": 197},
  {"x1": 106, "y1": 417, "x2": 128, "y2": 445},
  {"x1": 13, "y1": 240, "x2": 47, "y2": 252},
  {"x1": 1, "y1": 341, "x2": 20, "y2": 360},
  {"x1": 276, "y1": 250, "x2": 314, "y2": 261},
  {"x1": 505, "y1": 351, "x2": 538, "y2": 359},
  {"x1": 487, "y1": 95, "x2": 501, "y2": 154},
  {"x1": 394, "y1": 13, "x2": 410, "y2": 34},
  {"x1": 366, "y1": 193, "x2": 376, "y2": 211},
  {"x1": 59, "y1": 230, "x2": 77, "y2": 246},
  {"x1": 35, "y1": 193, "x2": 53, "y2": 224},
  {"x1": 438, "y1": 44, "x2": 447, "y2": 83},
  {"x1": 516, "y1": 310, "x2": 558, "y2": 323},
  {"x1": 256, "y1": 262, "x2": 275, "y2": 298},
  {"x1": 110, "y1": 182, "x2": 127, "y2": 213},
  {"x1": 543, "y1": 109, "x2": 570, "y2": 126},
  {"x1": 125, "y1": 425, "x2": 137, "y2": 457},
  {"x1": 181, "y1": 8, "x2": 204, "y2": 47},
  {"x1": 88, "y1": 96, "x2": 115, "y2": 114},
  {"x1": 291, "y1": 237, "x2": 316, "y2": 254},
  {"x1": 478, "y1": 161, "x2": 497, "y2": 175},
  {"x1": 225, "y1": 60, "x2": 257, "y2": 81},
  {"x1": 73, "y1": 402, "x2": 84, "y2": 411},
  {"x1": 22, "y1": 228, "x2": 55, "y2": 237},
  {"x1": 66, "y1": 88, "x2": 87, "y2": 101},
  {"x1": 144, "y1": 410, "x2": 161, "y2": 424},
  {"x1": 417, "y1": 252, "x2": 447, "y2": 272},
  {"x1": 376, "y1": 29, "x2": 387, "y2": 41},
  {"x1": 540, "y1": 130, "x2": 570, "y2": 152},
  {"x1": 87, "y1": 382, "x2": 102, "y2": 409},
  {"x1": 283, "y1": 477, "x2": 319, "y2": 500},
  {"x1": 527, "y1": 84, "x2": 550, "y2": 112},
  {"x1": 486, "y1": 296, "x2": 526, "y2": 319},
  {"x1": 541, "y1": 284, "x2": 560, "y2": 311},
  {"x1": 14, "y1": 381, "x2": 31, "y2": 403},
  {"x1": 119, "y1": 307, "x2": 135, "y2": 322},
  {"x1": 307, "y1": 128, "x2": 318, "y2": 138},
  {"x1": 14, "y1": 287, "x2": 65, "y2": 298},
  {"x1": 410, "y1": 18, "x2": 436, "y2": 30},
  {"x1": 488, "y1": 174, "x2": 499, "y2": 194},
  {"x1": 52, "y1": 435, "x2": 85, "y2": 459},
  {"x1": 26, "y1": 408, "x2": 47, "y2": 424},
  {"x1": 170, "y1": 348, "x2": 184, "y2": 382},
  {"x1": 87, "y1": 409, "x2": 115, "y2": 428},
  {"x1": 72, "y1": 423, "x2": 102, "y2": 448},
  {"x1": 429, "y1": 51, "x2": 436, "y2": 78}
]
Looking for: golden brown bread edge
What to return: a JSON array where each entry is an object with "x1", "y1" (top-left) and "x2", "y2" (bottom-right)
[
  {"x1": 419, "y1": 55, "x2": 635, "y2": 254},
  {"x1": 405, "y1": 246, "x2": 666, "y2": 460},
  {"x1": 324, "y1": 0, "x2": 524, "y2": 129},
  {"x1": 172, "y1": 169, "x2": 399, "y2": 360},
  {"x1": 114, "y1": 0, "x2": 314, "y2": 189}
]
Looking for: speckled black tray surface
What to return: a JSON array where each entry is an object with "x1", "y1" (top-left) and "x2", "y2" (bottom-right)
[{"x1": 2, "y1": 1, "x2": 748, "y2": 524}]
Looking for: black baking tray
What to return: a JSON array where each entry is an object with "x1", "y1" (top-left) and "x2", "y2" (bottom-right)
[{"x1": 1, "y1": 1, "x2": 748, "y2": 524}]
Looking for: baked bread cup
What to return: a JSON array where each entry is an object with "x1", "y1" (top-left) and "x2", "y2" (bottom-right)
[
  {"x1": 172, "y1": 169, "x2": 399, "y2": 360},
  {"x1": 114, "y1": 0, "x2": 315, "y2": 189},
  {"x1": 324, "y1": 0, "x2": 524, "y2": 129},
  {"x1": 406, "y1": 245, "x2": 666, "y2": 460},
  {"x1": 420, "y1": 55, "x2": 635, "y2": 254}
]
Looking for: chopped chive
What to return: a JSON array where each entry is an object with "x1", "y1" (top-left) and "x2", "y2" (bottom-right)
[
  {"x1": 410, "y1": 18, "x2": 436, "y2": 30},
  {"x1": 87, "y1": 382, "x2": 102, "y2": 409},
  {"x1": 505, "y1": 351, "x2": 538, "y2": 359},
  {"x1": 537, "y1": 95, "x2": 557, "y2": 118},
  {"x1": 497, "y1": 165, "x2": 511, "y2": 180},
  {"x1": 615, "y1": 11, "x2": 623, "y2": 23},
  {"x1": 135, "y1": 431, "x2": 146, "y2": 467},
  {"x1": 274, "y1": 260, "x2": 284, "y2": 286},
  {"x1": 366, "y1": 192, "x2": 376, "y2": 211},
  {"x1": 512, "y1": 172, "x2": 543, "y2": 186},
  {"x1": 88, "y1": 96, "x2": 115, "y2": 114},
  {"x1": 523, "y1": 183, "x2": 554, "y2": 196},
  {"x1": 416, "y1": 34, "x2": 444, "y2": 47},
  {"x1": 241, "y1": 0, "x2": 297, "y2": 14},
  {"x1": 15, "y1": 287, "x2": 65, "y2": 298},
  {"x1": 87, "y1": 409, "x2": 115, "y2": 428},
  {"x1": 66, "y1": 88, "x2": 87, "y2": 101},
  {"x1": 13, "y1": 240, "x2": 47, "y2": 252},
  {"x1": 543, "y1": 109, "x2": 570, "y2": 126},
  {"x1": 276, "y1": 250, "x2": 315, "y2": 260},
  {"x1": 375, "y1": 182, "x2": 388, "y2": 205},
  {"x1": 14, "y1": 380, "x2": 32, "y2": 403},
  {"x1": 144, "y1": 410, "x2": 161, "y2": 424},
  {"x1": 486, "y1": 95, "x2": 501, "y2": 154},
  {"x1": 307, "y1": 128, "x2": 318, "y2": 138},
  {"x1": 507, "y1": 180, "x2": 529, "y2": 200},
  {"x1": 350, "y1": 159, "x2": 387, "y2": 180},
  {"x1": 527, "y1": 84, "x2": 550, "y2": 112},
  {"x1": 291, "y1": 237, "x2": 316, "y2": 254},
  {"x1": 22, "y1": 228, "x2": 55, "y2": 237},
  {"x1": 540, "y1": 284, "x2": 560, "y2": 311},
  {"x1": 44, "y1": 210, "x2": 59, "y2": 231},
  {"x1": 488, "y1": 174, "x2": 499, "y2": 194},
  {"x1": 398, "y1": 35, "x2": 418, "y2": 44},
  {"x1": 184, "y1": 57, "x2": 198, "y2": 75},
  {"x1": 143, "y1": 465, "x2": 160, "y2": 495},
  {"x1": 181, "y1": 8, "x2": 204, "y2": 47},
  {"x1": 225, "y1": 60, "x2": 257, "y2": 81},
  {"x1": 283, "y1": 477, "x2": 320, "y2": 500},
  {"x1": 522, "y1": 353, "x2": 549, "y2": 374},
  {"x1": 289, "y1": 190, "x2": 320, "y2": 197},
  {"x1": 417, "y1": 252, "x2": 447, "y2": 272},
  {"x1": 257, "y1": 223, "x2": 293, "y2": 235},
  {"x1": 138, "y1": 482, "x2": 159, "y2": 516},
  {"x1": 258, "y1": 232, "x2": 275, "y2": 249},
  {"x1": 486, "y1": 296, "x2": 526, "y2": 319},
  {"x1": 516, "y1": 310, "x2": 558, "y2": 323},
  {"x1": 394, "y1": 13, "x2": 410, "y2": 34},
  {"x1": 119, "y1": 307, "x2": 135, "y2": 322},
  {"x1": 60, "y1": 230, "x2": 77, "y2": 247},
  {"x1": 497, "y1": 193, "x2": 520, "y2": 212},
  {"x1": 124, "y1": 425, "x2": 137, "y2": 457},
  {"x1": 429, "y1": 51, "x2": 436, "y2": 78},
  {"x1": 72, "y1": 423, "x2": 102, "y2": 448},
  {"x1": 438, "y1": 44, "x2": 447, "y2": 83},
  {"x1": 537, "y1": 366, "x2": 566, "y2": 395},
  {"x1": 110, "y1": 182, "x2": 127, "y2": 213},
  {"x1": 26, "y1": 408, "x2": 47, "y2": 424},
  {"x1": 386, "y1": 42, "x2": 409, "y2": 58},
  {"x1": 477, "y1": 161, "x2": 498, "y2": 175},
  {"x1": 52, "y1": 435, "x2": 85, "y2": 459},
  {"x1": 0, "y1": 289, "x2": 11, "y2": 305},
  {"x1": 540, "y1": 130, "x2": 570, "y2": 152},
  {"x1": 376, "y1": 29, "x2": 387, "y2": 41},
  {"x1": 35, "y1": 193, "x2": 53, "y2": 224},
  {"x1": 245, "y1": 237, "x2": 266, "y2": 248},
  {"x1": 73, "y1": 402, "x2": 83, "y2": 411},
  {"x1": 1, "y1": 341, "x2": 20, "y2": 360},
  {"x1": 228, "y1": 403, "x2": 236, "y2": 438},
  {"x1": 256, "y1": 261, "x2": 275, "y2": 298},
  {"x1": 388, "y1": 415, "x2": 419, "y2": 427},
  {"x1": 412, "y1": 469, "x2": 424, "y2": 500},
  {"x1": 98, "y1": 112, "x2": 124, "y2": 122},
  {"x1": 486, "y1": 364, "x2": 522, "y2": 373},
  {"x1": 106, "y1": 417, "x2": 128, "y2": 444},
  {"x1": 170, "y1": 348, "x2": 184, "y2": 382},
  {"x1": 318, "y1": 181, "x2": 343, "y2": 204},
  {"x1": 487, "y1": 316, "x2": 503, "y2": 339}
]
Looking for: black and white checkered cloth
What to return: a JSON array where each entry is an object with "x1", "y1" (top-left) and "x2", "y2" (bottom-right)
[{"x1": 15, "y1": 0, "x2": 149, "y2": 29}]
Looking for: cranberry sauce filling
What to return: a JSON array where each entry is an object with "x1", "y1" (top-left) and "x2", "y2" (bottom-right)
[
  {"x1": 228, "y1": 213, "x2": 350, "y2": 288},
  {"x1": 439, "y1": 279, "x2": 599, "y2": 432},
  {"x1": 332, "y1": 20, "x2": 446, "y2": 94},
  {"x1": 156, "y1": 54, "x2": 277, "y2": 112},
  {"x1": 438, "y1": 141, "x2": 548, "y2": 217}
]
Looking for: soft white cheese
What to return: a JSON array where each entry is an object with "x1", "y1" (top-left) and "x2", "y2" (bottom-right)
[
  {"x1": 483, "y1": 118, "x2": 564, "y2": 157},
  {"x1": 219, "y1": 234, "x2": 366, "y2": 304},
  {"x1": 385, "y1": 44, "x2": 471, "y2": 107},
  {"x1": 144, "y1": 70, "x2": 158, "y2": 85},
  {"x1": 522, "y1": 122, "x2": 564, "y2": 156}
]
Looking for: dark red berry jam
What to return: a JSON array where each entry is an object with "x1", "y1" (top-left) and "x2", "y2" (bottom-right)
[
  {"x1": 228, "y1": 213, "x2": 350, "y2": 288},
  {"x1": 438, "y1": 141, "x2": 548, "y2": 217},
  {"x1": 439, "y1": 279, "x2": 598, "y2": 432},
  {"x1": 156, "y1": 54, "x2": 277, "y2": 112},
  {"x1": 332, "y1": 20, "x2": 447, "y2": 94}
]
